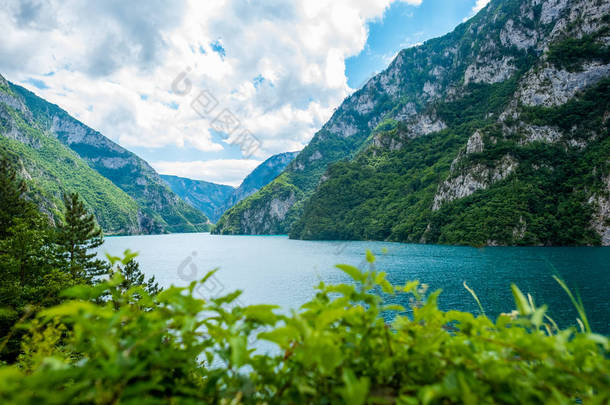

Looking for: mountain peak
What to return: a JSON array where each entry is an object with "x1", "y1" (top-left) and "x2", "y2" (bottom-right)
[{"x1": 214, "y1": 0, "x2": 610, "y2": 246}]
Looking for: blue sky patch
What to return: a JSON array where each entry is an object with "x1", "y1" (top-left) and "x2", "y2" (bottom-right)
[
  {"x1": 345, "y1": 0, "x2": 476, "y2": 88},
  {"x1": 25, "y1": 77, "x2": 49, "y2": 89},
  {"x1": 211, "y1": 40, "x2": 226, "y2": 59}
]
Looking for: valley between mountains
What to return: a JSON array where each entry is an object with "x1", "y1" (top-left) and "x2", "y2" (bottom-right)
[{"x1": 1, "y1": 0, "x2": 609, "y2": 246}]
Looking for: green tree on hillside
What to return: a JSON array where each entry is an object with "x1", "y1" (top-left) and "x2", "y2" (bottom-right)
[
  {"x1": 0, "y1": 157, "x2": 71, "y2": 362},
  {"x1": 56, "y1": 192, "x2": 107, "y2": 281},
  {"x1": 0, "y1": 157, "x2": 37, "y2": 239},
  {"x1": 0, "y1": 157, "x2": 54, "y2": 291}
]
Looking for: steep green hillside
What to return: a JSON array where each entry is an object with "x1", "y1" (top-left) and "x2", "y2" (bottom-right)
[
  {"x1": 220, "y1": 152, "x2": 298, "y2": 213},
  {"x1": 0, "y1": 78, "x2": 140, "y2": 234},
  {"x1": 214, "y1": 174, "x2": 305, "y2": 234},
  {"x1": 7, "y1": 81, "x2": 210, "y2": 233},
  {"x1": 161, "y1": 175, "x2": 234, "y2": 223},
  {"x1": 217, "y1": 0, "x2": 610, "y2": 245},
  {"x1": 214, "y1": 0, "x2": 539, "y2": 235},
  {"x1": 292, "y1": 79, "x2": 610, "y2": 245}
]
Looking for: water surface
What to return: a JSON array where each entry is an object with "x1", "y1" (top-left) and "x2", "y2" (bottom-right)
[{"x1": 99, "y1": 233, "x2": 610, "y2": 335}]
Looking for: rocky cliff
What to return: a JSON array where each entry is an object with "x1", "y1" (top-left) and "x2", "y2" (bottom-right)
[{"x1": 217, "y1": 0, "x2": 610, "y2": 245}]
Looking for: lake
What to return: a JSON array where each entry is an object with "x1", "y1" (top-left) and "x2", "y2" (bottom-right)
[{"x1": 99, "y1": 233, "x2": 610, "y2": 335}]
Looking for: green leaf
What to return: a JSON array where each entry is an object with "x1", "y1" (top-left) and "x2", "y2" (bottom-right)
[
  {"x1": 587, "y1": 333, "x2": 609, "y2": 350},
  {"x1": 365, "y1": 250, "x2": 375, "y2": 264},
  {"x1": 105, "y1": 253, "x2": 122, "y2": 265},
  {"x1": 121, "y1": 249, "x2": 138, "y2": 265},
  {"x1": 552, "y1": 275, "x2": 591, "y2": 334},
  {"x1": 531, "y1": 305, "x2": 547, "y2": 329},
  {"x1": 511, "y1": 284, "x2": 532, "y2": 316},
  {"x1": 229, "y1": 335, "x2": 248, "y2": 367},
  {"x1": 381, "y1": 304, "x2": 405, "y2": 312},
  {"x1": 244, "y1": 305, "x2": 279, "y2": 324},
  {"x1": 316, "y1": 308, "x2": 346, "y2": 330},
  {"x1": 259, "y1": 326, "x2": 299, "y2": 347},
  {"x1": 463, "y1": 281, "x2": 485, "y2": 316},
  {"x1": 380, "y1": 279, "x2": 394, "y2": 295},
  {"x1": 336, "y1": 264, "x2": 364, "y2": 282},
  {"x1": 338, "y1": 369, "x2": 369, "y2": 405},
  {"x1": 403, "y1": 280, "x2": 419, "y2": 293}
]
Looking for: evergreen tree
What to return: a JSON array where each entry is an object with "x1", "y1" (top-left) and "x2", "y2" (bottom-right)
[
  {"x1": 0, "y1": 157, "x2": 71, "y2": 363},
  {"x1": 0, "y1": 156, "x2": 53, "y2": 289},
  {"x1": 56, "y1": 192, "x2": 107, "y2": 281},
  {"x1": 0, "y1": 156, "x2": 36, "y2": 238},
  {"x1": 119, "y1": 259, "x2": 161, "y2": 296}
]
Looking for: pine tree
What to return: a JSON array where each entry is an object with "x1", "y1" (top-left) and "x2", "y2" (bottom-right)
[
  {"x1": 0, "y1": 157, "x2": 66, "y2": 363},
  {"x1": 0, "y1": 156, "x2": 36, "y2": 238},
  {"x1": 0, "y1": 156, "x2": 51, "y2": 287},
  {"x1": 56, "y1": 192, "x2": 107, "y2": 281},
  {"x1": 120, "y1": 259, "x2": 161, "y2": 296}
]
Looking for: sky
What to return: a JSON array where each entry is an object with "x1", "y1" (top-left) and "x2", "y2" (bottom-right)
[{"x1": 0, "y1": 0, "x2": 490, "y2": 187}]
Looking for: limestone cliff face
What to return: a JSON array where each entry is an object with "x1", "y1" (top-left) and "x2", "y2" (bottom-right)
[
  {"x1": 590, "y1": 175, "x2": 610, "y2": 245},
  {"x1": 218, "y1": 0, "x2": 610, "y2": 245},
  {"x1": 239, "y1": 190, "x2": 298, "y2": 235},
  {"x1": 213, "y1": 178, "x2": 302, "y2": 235},
  {"x1": 423, "y1": 0, "x2": 610, "y2": 245}
]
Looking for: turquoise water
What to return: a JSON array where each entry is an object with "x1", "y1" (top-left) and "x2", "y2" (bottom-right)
[{"x1": 99, "y1": 233, "x2": 610, "y2": 335}]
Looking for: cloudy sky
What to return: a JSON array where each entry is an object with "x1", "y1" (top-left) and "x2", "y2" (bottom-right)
[{"x1": 0, "y1": 0, "x2": 488, "y2": 186}]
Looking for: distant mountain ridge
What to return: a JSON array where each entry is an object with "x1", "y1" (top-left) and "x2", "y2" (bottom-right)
[
  {"x1": 214, "y1": 0, "x2": 610, "y2": 246},
  {"x1": 219, "y1": 151, "x2": 299, "y2": 214},
  {"x1": 161, "y1": 151, "x2": 298, "y2": 224},
  {"x1": 161, "y1": 175, "x2": 234, "y2": 223},
  {"x1": 0, "y1": 75, "x2": 210, "y2": 234}
]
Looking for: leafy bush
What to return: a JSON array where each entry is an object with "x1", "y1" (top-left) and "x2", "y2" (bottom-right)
[{"x1": 0, "y1": 253, "x2": 608, "y2": 404}]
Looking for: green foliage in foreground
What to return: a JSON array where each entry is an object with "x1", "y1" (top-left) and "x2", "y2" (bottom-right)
[{"x1": 0, "y1": 253, "x2": 608, "y2": 404}]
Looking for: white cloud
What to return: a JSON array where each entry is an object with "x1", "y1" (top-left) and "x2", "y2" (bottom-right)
[
  {"x1": 0, "y1": 0, "x2": 422, "y2": 183},
  {"x1": 472, "y1": 0, "x2": 491, "y2": 14},
  {"x1": 463, "y1": 0, "x2": 491, "y2": 21},
  {"x1": 151, "y1": 159, "x2": 262, "y2": 187}
]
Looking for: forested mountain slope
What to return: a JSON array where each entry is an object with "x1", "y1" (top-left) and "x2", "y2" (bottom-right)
[
  {"x1": 161, "y1": 175, "x2": 234, "y2": 223},
  {"x1": 213, "y1": 151, "x2": 298, "y2": 230},
  {"x1": 0, "y1": 75, "x2": 210, "y2": 234},
  {"x1": 217, "y1": 0, "x2": 610, "y2": 246}
]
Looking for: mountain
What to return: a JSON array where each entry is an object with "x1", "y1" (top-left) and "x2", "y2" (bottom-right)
[
  {"x1": 212, "y1": 151, "x2": 298, "y2": 232},
  {"x1": 218, "y1": 151, "x2": 298, "y2": 217},
  {"x1": 0, "y1": 75, "x2": 210, "y2": 234},
  {"x1": 215, "y1": 0, "x2": 610, "y2": 246},
  {"x1": 160, "y1": 175, "x2": 234, "y2": 223},
  {"x1": 160, "y1": 152, "x2": 298, "y2": 224}
]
